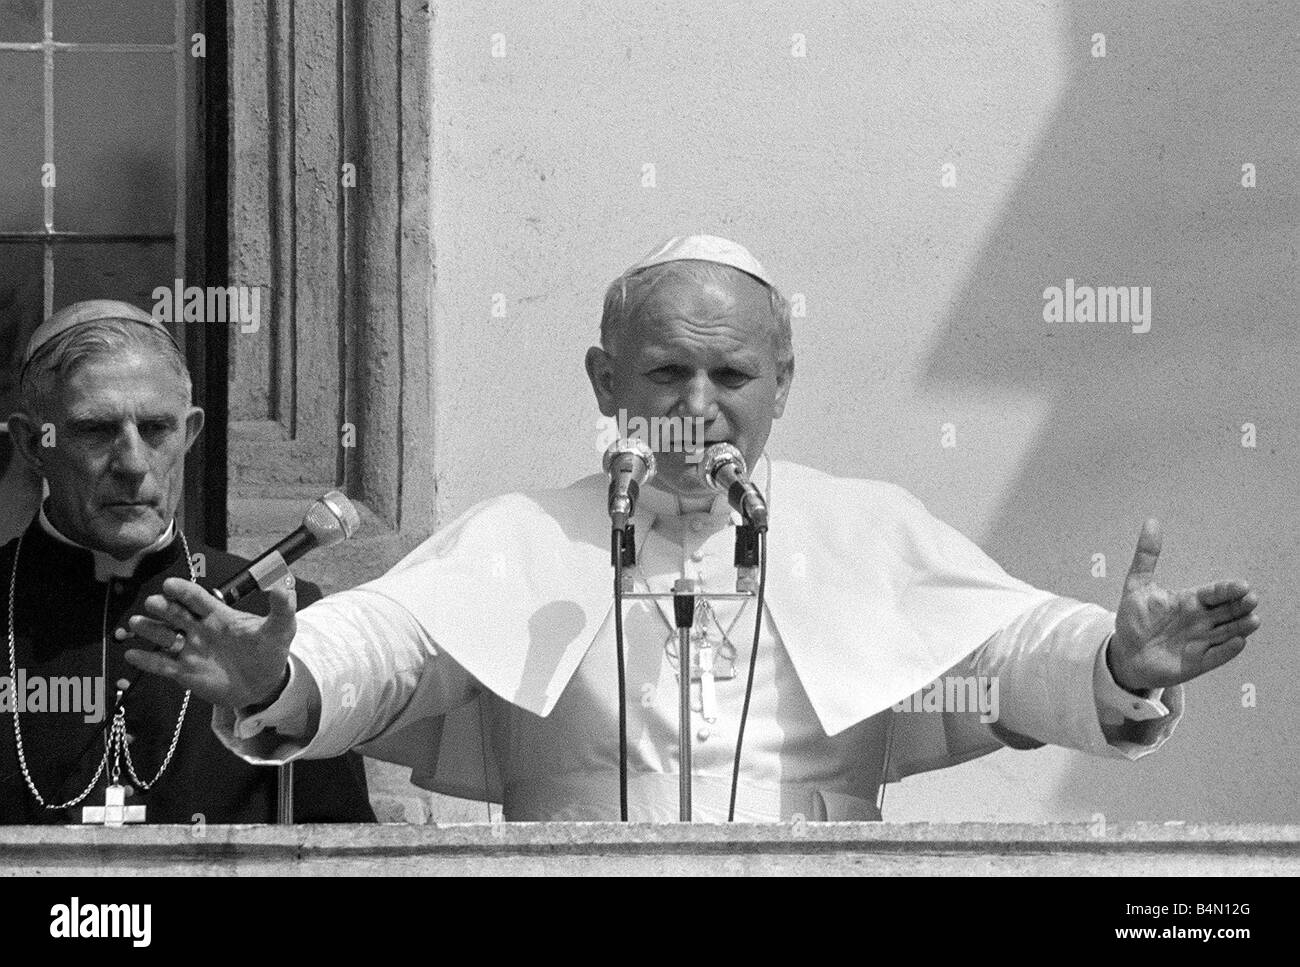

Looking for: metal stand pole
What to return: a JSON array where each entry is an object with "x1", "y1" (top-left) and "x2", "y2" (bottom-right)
[
  {"x1": 277, "y1": 762, "x2": 294, "y2": 825},
  {"x1": 619, "y1": 584, "x2": 755, "y2": 823},
  {"x1": 672, "y1": 578, "x2": 696, "y2": 821}
]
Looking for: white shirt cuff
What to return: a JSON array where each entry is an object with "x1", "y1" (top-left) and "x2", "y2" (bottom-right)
[
  {"x1": 1093, "y1": 633, "x2": 1169, "y2": 722},
  {"x1": 234, "y1": 653, "x2": 316, "y2": 740}
]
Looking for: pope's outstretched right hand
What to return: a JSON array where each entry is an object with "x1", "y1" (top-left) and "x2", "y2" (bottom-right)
[{"x1": 123, "y1": 575, "x2": 298, "y2": 710}]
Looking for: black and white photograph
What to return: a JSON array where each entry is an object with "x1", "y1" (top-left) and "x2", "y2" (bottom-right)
[{"x1": 0, "y1": 0, "x2": 1295, "y2": 921}]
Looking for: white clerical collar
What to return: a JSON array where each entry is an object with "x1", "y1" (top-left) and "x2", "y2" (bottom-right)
[
  {"x1": 636, "y1": 452, "x2": 772, "y2": 521},
  {"x1": 38, "y1": 504, "x2": 176, "y2": 582}
]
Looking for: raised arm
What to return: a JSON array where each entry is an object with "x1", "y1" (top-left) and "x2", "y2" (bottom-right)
[{"x1": 123, "y1": 577, "x2": 477, "y2": 763}]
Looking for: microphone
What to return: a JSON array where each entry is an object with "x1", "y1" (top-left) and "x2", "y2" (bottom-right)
[
  {"x1": 699, "y1": 443, "x2": 769, "y2": 532},
  {"x1": 215, "y1": 491, "x2": 361, "y2": 605},
  {"x1": 603, "y1": 438, "x2": 656, "y2": 532}
]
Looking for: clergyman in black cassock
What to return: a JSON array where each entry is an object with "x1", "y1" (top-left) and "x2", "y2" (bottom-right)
[{"x1": 0, "y1": 515, "x2": 375, "y2": 824}]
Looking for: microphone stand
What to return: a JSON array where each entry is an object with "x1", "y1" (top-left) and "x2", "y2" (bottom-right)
[
  {"x1": 672, "y1": 579, "x2": 697, "y2": 820},
  {"x1": 618, "y1": 579, "x2": 756, "y2": 822},
  {"x1": 277, "y1": 763, "x2": 294, "y2": 825},
  {"x1": 607, "y1": 478, "x2": 765, "y2": 821}
]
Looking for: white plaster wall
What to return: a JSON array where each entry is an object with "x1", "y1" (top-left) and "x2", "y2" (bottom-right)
[{"x1": 429, "y1": 0, "x2": 1299, "y2": 822}]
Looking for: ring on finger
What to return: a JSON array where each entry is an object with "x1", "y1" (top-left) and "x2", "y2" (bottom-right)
[{"x1": 167, "y1": 632, "x2": 186, "y2": 657}]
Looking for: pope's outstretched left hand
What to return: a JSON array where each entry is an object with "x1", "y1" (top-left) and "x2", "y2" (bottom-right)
[{"x1": 1108, "y1": 518, "x2": 1260, "y2": 692}]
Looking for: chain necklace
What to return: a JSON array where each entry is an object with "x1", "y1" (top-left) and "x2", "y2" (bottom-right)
[
  {"x1": 631, "y1": 525, "x2": 750, "y2": 671},
  {"x1": 5, "y1": 530, "x2": 196, "y2": 811},
  {"x1": 645, "y1": 456, "x2": 772, "y2": 682},
  {"x1": 660, "y1": 596, "x2": 746, "y2": 679},
  {"x1": 630, "y1": 531, "x2": 751, "y2": 723}
]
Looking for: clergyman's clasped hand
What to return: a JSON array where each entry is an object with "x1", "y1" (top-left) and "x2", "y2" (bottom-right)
[{"x1": 123, "y1": 576, "x2": 298, "y2": 710}]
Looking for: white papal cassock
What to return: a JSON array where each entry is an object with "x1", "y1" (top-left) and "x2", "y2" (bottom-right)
[{"x1": 215, "y1": 457, "x2": 1180, "y2": 821}]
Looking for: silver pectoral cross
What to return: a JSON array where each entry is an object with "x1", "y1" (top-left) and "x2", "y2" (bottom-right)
[
  {"x1": 81, "y1": 784, "x2": 146, "y2": 826},
  {"x1": 698, "y1": 640, "x2": 718, "y2": 723},
  {"x1": 665, "y1": 627, "x2": 738, "y2": 683},
  {"x1": 665, "y1": 625, "x2": 737, "y2": 723}
]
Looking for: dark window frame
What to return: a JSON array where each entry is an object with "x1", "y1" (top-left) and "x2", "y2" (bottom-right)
[{"x1": 0, "y1": 0, "x2": 228, "y2": 548}]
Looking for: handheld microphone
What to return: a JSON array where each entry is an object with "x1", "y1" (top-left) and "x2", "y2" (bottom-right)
[
  {"x1": 603, "y1": 438, "x2": 656, "y2": 532},
  {"x1": 699, "y1": 443, "x2": 768, "y2": 531},
  {"x1": 215, "y1": 490, "x2": 361, "y2": 604}
]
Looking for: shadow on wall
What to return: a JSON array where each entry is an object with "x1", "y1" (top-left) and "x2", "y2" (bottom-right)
[{"x1": 921, "y1": 1, "x2": 1299, "y2": 820}]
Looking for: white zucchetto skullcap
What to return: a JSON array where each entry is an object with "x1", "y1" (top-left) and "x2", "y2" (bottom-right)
[{"x1": 624, "y1": 234, "x2": 777, "y2": 290}]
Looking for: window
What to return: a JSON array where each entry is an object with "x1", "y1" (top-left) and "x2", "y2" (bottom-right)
[{"x1": 0, "y1": 0, "x2": 220, "y2": 544}]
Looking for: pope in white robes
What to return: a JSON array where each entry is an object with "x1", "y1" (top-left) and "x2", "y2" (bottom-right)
[{"x1": 124, "y1": 235, "x2": 1261, "y2": 822}]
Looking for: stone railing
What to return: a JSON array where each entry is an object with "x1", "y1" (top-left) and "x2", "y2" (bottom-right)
[{"x1": 3, "y1": 823, "x2": 1296, "y2": 876}]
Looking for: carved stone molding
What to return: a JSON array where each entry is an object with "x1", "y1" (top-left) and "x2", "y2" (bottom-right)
[{"x1": 226, "y1": 0, "x2": 432, "y2": 534}]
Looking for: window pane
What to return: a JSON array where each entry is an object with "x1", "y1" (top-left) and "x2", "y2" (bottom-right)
[
  {"x1": 0, "y1": 52, "x2": 44, "y2": 232},
  {"x1": 53, "y1": 51, "x2": 175, "y2": 234},
  {"x1": 54, "y1": 0, "x2": 176, "y2": 45},
  {"x1": 0, "y1": 0, "x2": 43, "y2": 42},
  {"x1": 55, "y1": 241, "x2": 174, "y2": 318},
  {"x1": 0, "y1": 243, "x2": 45, "y2": 415}
]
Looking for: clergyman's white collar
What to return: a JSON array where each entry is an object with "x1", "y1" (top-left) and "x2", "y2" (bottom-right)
[{"x1": 38, "y1": 505, "x2": 176, "y2": 582}]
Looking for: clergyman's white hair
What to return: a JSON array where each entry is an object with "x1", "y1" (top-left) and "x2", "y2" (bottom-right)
[{"x1": 19, "y1": 318, "x2": 191, "y2": 417}]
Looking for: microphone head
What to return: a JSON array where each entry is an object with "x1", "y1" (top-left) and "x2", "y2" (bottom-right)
[
  {"x1": 602, "y1": 437, "x2": 657, "y2": 482},
  {"x1": 304, "y1": 490, "x2": 361, "y2": 548},
  {"x1": 699, "y1": 442, "x2": 747, "y2": 490}
]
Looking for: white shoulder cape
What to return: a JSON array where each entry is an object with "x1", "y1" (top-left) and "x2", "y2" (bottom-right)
[{"x1": 357, "y1": 460, "x2": 1056, "y2": 738}]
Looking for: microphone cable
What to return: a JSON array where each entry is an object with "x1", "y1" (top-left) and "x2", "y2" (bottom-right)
[
  {"x1": 612, "y1": 527, "x2": 629, "y2": 822},
  {"x1": 727, "y1": 528, "x2": 766, "y2": 822}
]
